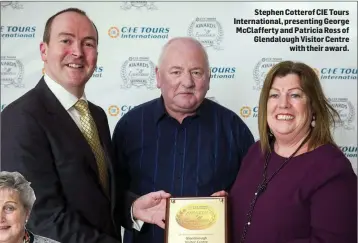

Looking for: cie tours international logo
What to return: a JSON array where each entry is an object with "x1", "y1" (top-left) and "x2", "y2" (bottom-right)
[
  {"x1": 1, "y1": 25, "x2": 35, "y2": 39},
  {"x1": 108, "y1": 27, "x2": 120, "y2": 38},
  {"x1": 339, "y1": 146, "x2": 357, "y2": 158},
  {"x1": 108, "y1": 105, "x2": 136, "y2": 117},
  {"x1": 240, "y1": 106, "x2": 258, "y2": 118},
  {"x1": 92, "y1": 66, "x2": 103, "y2": 78},
  {"x1": 210, "y1": 67, "x2": 236, "y2": 80},
  {"x1": 312, "y1": 67, "x2": 357, "y2": 80},
  {"x1": 108, "y1": 26, "x2": 169, "y2": 39}
]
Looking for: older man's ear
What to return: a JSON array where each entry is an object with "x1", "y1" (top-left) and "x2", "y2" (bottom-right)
[{"x1": 155, "y1": 67, "x2": 161, "y2": 89}]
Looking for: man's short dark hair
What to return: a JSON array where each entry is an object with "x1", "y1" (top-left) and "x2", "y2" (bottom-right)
[{"x1": 43, "y1": 8, "x2": 99, "y2": 45}]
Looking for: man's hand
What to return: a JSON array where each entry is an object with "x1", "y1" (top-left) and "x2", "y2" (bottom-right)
[
  {"x1": 211, "y1": 190, "x2": 228, "y2": 197},
  {"x1": 132, "y1": 190, "x2": 171, "y2": 229}
]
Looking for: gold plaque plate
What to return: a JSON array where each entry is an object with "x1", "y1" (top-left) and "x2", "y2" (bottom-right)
[{"x1": 165, "y1": 197, "x2": 227, "y2": 243}]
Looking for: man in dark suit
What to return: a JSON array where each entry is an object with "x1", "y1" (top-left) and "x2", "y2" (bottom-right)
[{"x1": 1, "y1": 8, "x2": 170, "y2": 243}]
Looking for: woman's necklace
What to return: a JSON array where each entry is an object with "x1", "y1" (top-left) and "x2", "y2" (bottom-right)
[
  {"x1": 23, "y1": 229, "x2": 30, "y2": 243},
  {"x1": 239, "y1": 133, "x2": 311, "y2": 243}
]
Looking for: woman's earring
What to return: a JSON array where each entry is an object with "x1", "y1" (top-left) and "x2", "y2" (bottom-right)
[
  {"x1": 311, "y1": 115, "x2": 316, "y2": 127},
  {"x1": 269, "y1": 128, "x2": 273, "y2": 137}
]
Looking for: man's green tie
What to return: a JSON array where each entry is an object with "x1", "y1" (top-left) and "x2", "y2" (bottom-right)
[{"x1": 74, "y1": 99, "x2": 109, "y2": 193}]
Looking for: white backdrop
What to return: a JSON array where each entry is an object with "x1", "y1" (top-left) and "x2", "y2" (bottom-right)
[{"x1": 1, "y1": 1, "x2": 357, "y2": 173}]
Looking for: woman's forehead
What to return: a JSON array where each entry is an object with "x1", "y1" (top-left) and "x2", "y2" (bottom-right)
[{"x1": 0, "y1": 188, "x2": 20, "y2": 202}]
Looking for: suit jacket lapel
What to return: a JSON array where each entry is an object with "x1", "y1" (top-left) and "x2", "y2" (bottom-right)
[{"x1": 34, "y1": 78, "x2": 103, "y2": 188}]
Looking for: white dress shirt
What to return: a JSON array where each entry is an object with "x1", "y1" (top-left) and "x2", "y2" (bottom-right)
[
  {"x1": 44, "y1": 74, "x2": 144, "y2": 231},
  {"x1": 44, "y1": 74, "x2": 86, "y2": 129}
]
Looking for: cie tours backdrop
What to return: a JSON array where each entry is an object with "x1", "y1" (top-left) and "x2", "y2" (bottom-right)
[{"x1": 1, "y1": 1, "x2": 357, "y2": 173}]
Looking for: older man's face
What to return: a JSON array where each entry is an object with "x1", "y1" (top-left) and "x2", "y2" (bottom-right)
[{"x1": 156, "y1": 40, "x2": 210, "y2": 114}]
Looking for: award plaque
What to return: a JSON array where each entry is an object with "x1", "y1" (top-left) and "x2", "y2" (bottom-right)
[{"x1": 165, "y1": 197, "x2": 228, "y2": 243}]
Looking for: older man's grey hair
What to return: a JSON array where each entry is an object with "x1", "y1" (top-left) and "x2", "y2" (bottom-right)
[
  {"x1": 157, "y1": 37, "x2": 210, "y2": 73},
  {"x1": 0, "y1": 171, "x2": 36, "y2": 212}
]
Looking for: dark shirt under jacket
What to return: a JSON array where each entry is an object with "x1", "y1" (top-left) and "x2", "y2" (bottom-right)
[{"x1": 112, "y1": 97, "x2": 255, "y2": 243}]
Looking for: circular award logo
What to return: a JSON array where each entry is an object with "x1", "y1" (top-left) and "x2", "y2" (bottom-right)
[{"x1": 175, "y1": 203, "x2": 217, "y2": 230}]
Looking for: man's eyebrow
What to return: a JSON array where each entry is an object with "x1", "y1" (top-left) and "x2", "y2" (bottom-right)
[
  {"x1": 169, "y1": 66, "x2": 184, "y2": 70},
  {"x1": 58, "y1": 32, "x2": 74, "y2": 38},
  {"x1": 83, "y1": 36, "x2": 97, "y2": 42}
]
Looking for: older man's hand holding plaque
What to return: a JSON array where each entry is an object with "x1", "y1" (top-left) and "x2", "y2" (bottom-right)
[{"x1": 165, "y1": 196, "x2": 228, "y2": 243}]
